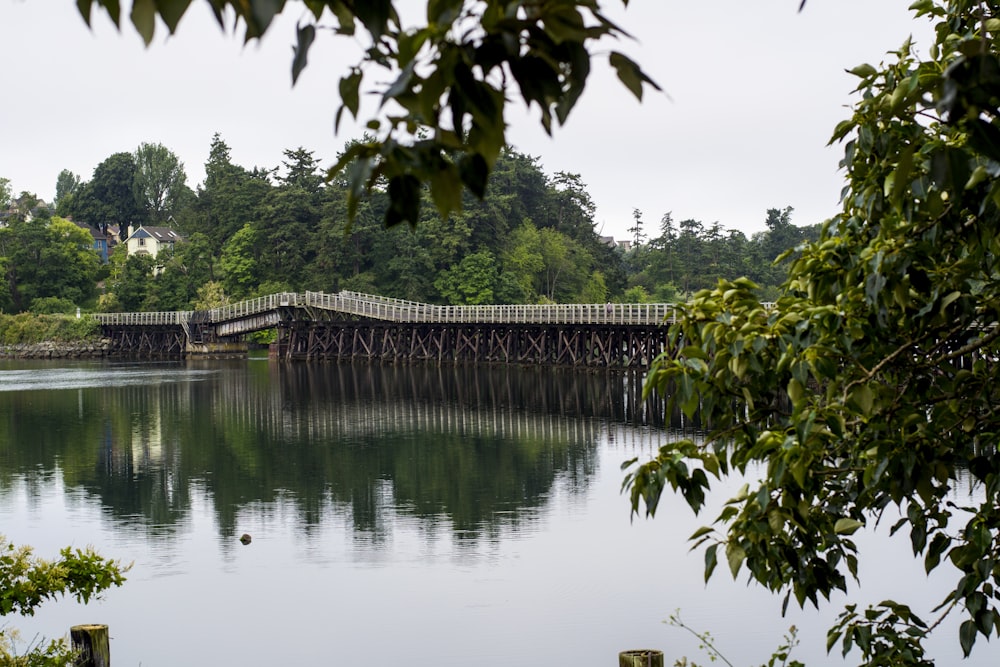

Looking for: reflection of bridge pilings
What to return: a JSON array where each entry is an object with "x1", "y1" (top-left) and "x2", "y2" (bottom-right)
[
  {"x1": 204, "y1": 363, "x2": 674, "y2": 438},
  {"x1": 0, "y1": 361, "x2": 693, "y2": 547},
  {"x1": 196, "y1": 363, "x2": 614, "y2": 540}
]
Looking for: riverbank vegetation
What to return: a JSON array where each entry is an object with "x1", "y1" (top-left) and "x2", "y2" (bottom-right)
[
  {"x1": 0, "y1": 313, "x2": 100, "y2": 345},
  {"x1": 2, "y1": 141, "x2": 818, "y2": 315}
]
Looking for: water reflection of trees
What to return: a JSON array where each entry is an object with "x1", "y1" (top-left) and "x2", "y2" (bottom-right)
[{"x1": 0, "y1": 362, "x2": 669, "y2": 543}]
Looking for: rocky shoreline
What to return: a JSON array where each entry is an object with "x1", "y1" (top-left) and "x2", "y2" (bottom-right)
[{"x1": 0, "y1": 339, "x2": 115, "y2": 359}]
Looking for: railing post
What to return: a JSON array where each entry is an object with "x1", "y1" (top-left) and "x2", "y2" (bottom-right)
[
  {"x1": 71, "y1": 624, "x2": 110, "y2": 667},
  {"x1": 619, "y1": 649, "x2": 663, "y2": 667}
]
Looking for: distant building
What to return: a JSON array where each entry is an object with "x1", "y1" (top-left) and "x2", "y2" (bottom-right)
[
  {"x1": 0, "y1": 196, "x2": 51, "y2": 226},
  {"x1": 600, "y1": 235, "x2": 633, "y2": 251},
  {"x1": 124, "y1": 225, "x2": 183, "y2": 260},
  {"x1": 71, "y1": 220, "x2": 111, "y2": 264}
]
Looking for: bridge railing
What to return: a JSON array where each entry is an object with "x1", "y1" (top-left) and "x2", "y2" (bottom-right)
[
  {"x1": 332, "y1": 291, "x2": 438, "y2": 321},
  {"x1": 92, "y1": 310, "x2": 194, "y2": 326},
  {"x1": 207, "y1": 292, "x2": 301, "y2": 322},
  {"x1": 333, "y1": 291, "x2": 679, "y2": 325},
  {"x1": 93, "y1": 291, "x2": 682, "y2": 327}
]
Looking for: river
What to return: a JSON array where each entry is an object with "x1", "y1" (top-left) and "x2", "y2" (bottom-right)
[{"x1": 0, "y1": 359, "x2": 990, "y2": 666}]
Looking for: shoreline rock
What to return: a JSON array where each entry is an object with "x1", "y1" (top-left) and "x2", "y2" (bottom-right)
[{"x1": 0, "y1": 339, "x2": 114, "y2": 359}]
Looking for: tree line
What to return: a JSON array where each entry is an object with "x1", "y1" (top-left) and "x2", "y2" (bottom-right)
[{"x1": 0, "y1": 138, "x2": 817, "y2": 315}]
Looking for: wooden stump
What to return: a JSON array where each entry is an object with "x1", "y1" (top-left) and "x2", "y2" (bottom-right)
[
  {"x1": 619, "y1": 649, "x2": 664, "y2": 667},
  {"x1": 70, "y1": 624, "x2": 110, "y2": 667}
]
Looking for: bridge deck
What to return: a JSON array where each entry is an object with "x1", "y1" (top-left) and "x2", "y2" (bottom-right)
[{"x1": 92, "y1": 291, "x2": 680, "y2": 329}]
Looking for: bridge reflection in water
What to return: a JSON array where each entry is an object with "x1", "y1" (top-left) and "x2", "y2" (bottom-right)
[
  {"x1": 94, "y1": 291, "x2": 678, "y2": 368},
  {"x1": 0, "y1": 361, "x2": 691, "y2": 547}
]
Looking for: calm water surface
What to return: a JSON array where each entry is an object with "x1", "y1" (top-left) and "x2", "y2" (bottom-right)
[{"x1": 0, "y1": 359, "x2": 990, "y2": 666}]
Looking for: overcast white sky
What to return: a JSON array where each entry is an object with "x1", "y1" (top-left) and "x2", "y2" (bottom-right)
[{"x1": 1, "y1": 1, "x2": 931, "y2": 240}]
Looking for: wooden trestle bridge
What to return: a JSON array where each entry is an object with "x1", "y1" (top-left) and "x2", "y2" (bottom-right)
[{"x1": 93, "y1": 291, "x2": 680, "y2": 368}]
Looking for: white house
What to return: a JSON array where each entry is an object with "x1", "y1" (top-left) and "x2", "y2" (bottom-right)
[{"x1": 124, "y1": 225, "x2": 183, "y2": 260}]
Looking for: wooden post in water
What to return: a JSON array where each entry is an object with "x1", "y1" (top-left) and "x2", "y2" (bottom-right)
[
  {"x1": 619, "y1": 649, "x2": 664, "y2": 667},
  {"x1": 71, "y1": 624, "x2": 110, "y2": 667}
]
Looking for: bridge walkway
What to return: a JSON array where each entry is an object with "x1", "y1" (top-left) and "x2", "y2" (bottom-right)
[{"x1": 92, "y1": 291, "x2": 684, "y2": 367}]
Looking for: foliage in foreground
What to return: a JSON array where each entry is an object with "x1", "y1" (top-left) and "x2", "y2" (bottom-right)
[
  {"x1": 668, "y1": 610, "x2": 803, "y2": 667},
  {"x1": 626, "y1": 1, "x2": 1000, "y2": 664},
  {"x1": 0, "y1": 536, "x2": 127, "y2": 666},
  {"x1": 78, "y1": 0, "x2": 659, "y2": 227}
]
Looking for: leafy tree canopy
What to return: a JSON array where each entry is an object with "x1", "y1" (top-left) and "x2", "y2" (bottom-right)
[
  {"x1": 77, "y1": 0, "x2": 659, "y2": 226},
  {"x1": 133, "y1": 142, "x2": 189, "y2": 224},
  {"x1": 626, "y1": 1, "x2": 1000, "y2": 664},
  {"x1": 0, "y1": 177, "x2": 12, "y2": 211}
]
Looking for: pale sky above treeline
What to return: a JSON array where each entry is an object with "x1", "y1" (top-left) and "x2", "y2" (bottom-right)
[{"x1": 1, "y1": 1, "x2": 930, "y2": 240}]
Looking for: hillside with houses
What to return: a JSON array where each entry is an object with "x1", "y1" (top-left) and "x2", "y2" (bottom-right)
[{"x1": 0, "y1": 137, "x2": 818, "y2": 316}]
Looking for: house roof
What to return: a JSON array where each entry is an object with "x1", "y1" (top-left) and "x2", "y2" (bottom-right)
[
  {"x1": 127, "y1": 225, "x2": 183, "y2": 242},
  {"x1": 71, "y1": 219, "x2": 107, "y2": 241}
]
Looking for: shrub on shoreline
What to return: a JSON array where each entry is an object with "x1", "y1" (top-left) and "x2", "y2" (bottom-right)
[{"x1": 0, "y1": 313, "x2": 101, "y2": 345}]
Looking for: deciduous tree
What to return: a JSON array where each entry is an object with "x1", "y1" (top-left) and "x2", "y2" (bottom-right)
[
  {"x1": 0, "y1": 216, "x2": 99, "y2": 312},
  {"x1": 70, "y1": 152, "x2": 142, "y2": 237},
  {"x1": 54, "y1": 168, "x2": 81, "y2": 214},
  {"x1": 626, "y1": 2, "x2": 1000, "y2": 664},
  {"x1": 0, "y1": 177, "x2": 11, "y2": 211},
  {"x1": 133, "y1": 142, "x2": 189, "y2": 224}
]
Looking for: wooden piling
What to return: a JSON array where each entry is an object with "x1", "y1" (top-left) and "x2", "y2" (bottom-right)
[
  {"x1": 619, "y1": 649, "x2": 664, "y2": 667},
  {"x1": 70, "y1": 624, "x2": 110, "y2": 667}
]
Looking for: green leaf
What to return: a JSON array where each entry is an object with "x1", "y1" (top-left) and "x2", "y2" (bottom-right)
[
  {"x1": 725, "y1": 542, "x2": 746, "y2": 578},
  {"x1": 354, "y1": 0, "x2": 393, "y2": 38},
  {"x1": 292, "y1": 22, "x2": 315, "y2": 85},
  {"x1": 383, "y1": 61, "x2": 416, "y2": 107},
  {"x1": 544, "y1": 5, "x2": 588, "y2": 43},
  {"x1": 93, "y1": 0, "x2": 121, "y2": 28},
  {"x1": 704, "y1": 543, "x2": 718, "y2": 581},
  {"x1": 245, "y1": 0, "x2": 284, "y2": 41},
  {"x1": 959, "y1": 619, "x2": 977, "y2": 656},
  {"x1": 848, "y1": 63, "x2": 877, "y2": 79},
  {"x1": 509, "y1": 55, "x2": 562, "y2": 112},
  {"x1": 429, "y1": 161, "x2": 463, "y2": 219},
  {"x1": 847, "y1": 384, "x2": 874, "y2": 416},
  {"x1": 458, "y1": 153, "x2": 489, "y2": 199},
  {"x1": 386, "y1": 174, "x2": 422, "y2": 227},
  {"x1": 155, "y1": 0, "x2": 191, "y2": 33},
  {"x1": 680, "y1": 346, "x2": 707, "y2": 359},
  {"x1": 609, "y1": 51, "x2": 661, "y2": 101},
  {"x1": 726, "y1": 483, "x2": 749, "y2": 505},
  {"x1": 130, "y1": 0, "x2": 156, "y2": 44},
  {"x1": 77, "y1": 0, "x2": 96, "y2": 26},
  {"x1": 427, "y1": 0, "x2": 463, "y2": 26},
  {"x1": 325, "y1": 1, "x2": 355, "y2": 34},
  {"x1": 337, "y1": 69, "x2": 363, "y2": 129},
  {"x1": 689, "y1": 525, "x2": 714, "y2": 541},
  {"x1": 966, "y1": 119, "x2": 1000, "y2": 164},
  {"x1": 834, "y1": 518, "x2": 864, "y2": 535},
  {"x1": 787, "y1": 377, "x2": 805, "y2": 406}
]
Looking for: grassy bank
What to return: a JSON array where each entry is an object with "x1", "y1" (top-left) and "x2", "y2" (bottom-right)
[{"x1": 0, "y1": 313, "x2": 101, "y2": 345}]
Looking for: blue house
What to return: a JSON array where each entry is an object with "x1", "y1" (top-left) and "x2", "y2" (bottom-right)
[{"x1": 69, "y1": 220, "x2": 111, "y2": 263}]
